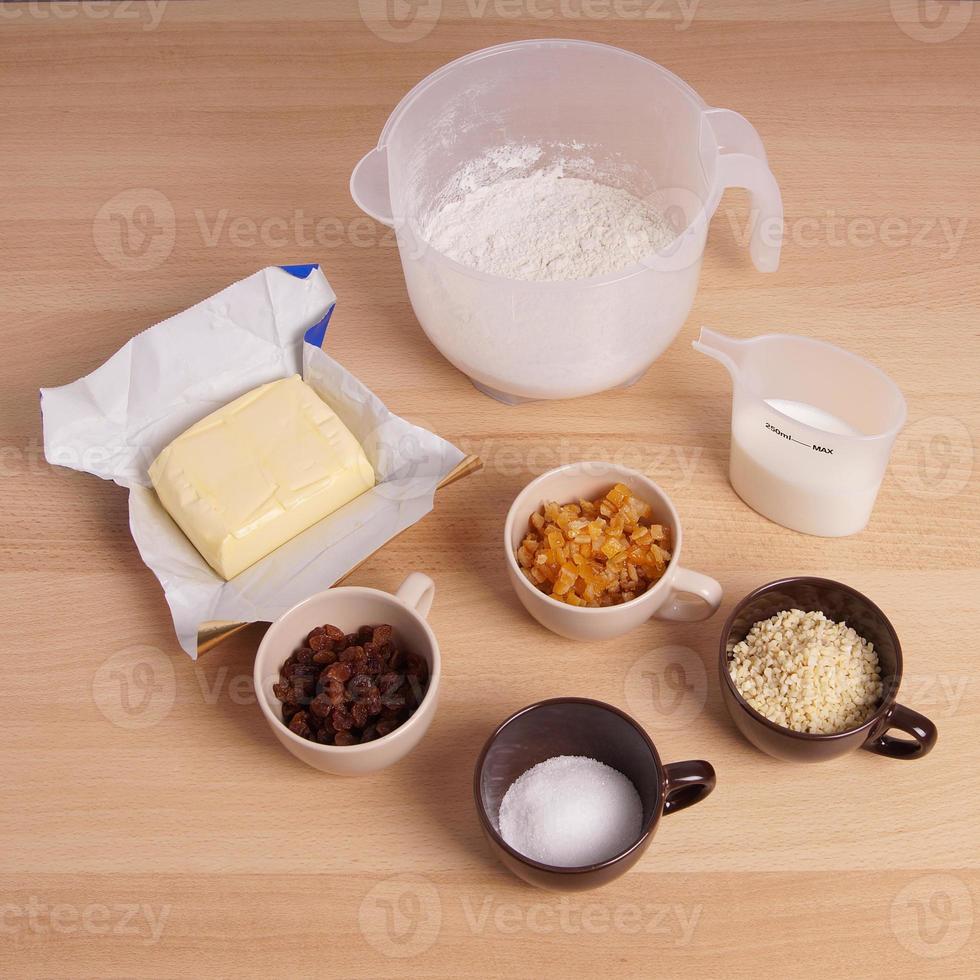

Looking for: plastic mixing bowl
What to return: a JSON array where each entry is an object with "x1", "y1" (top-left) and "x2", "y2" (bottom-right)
[{"x1": 351, "y1": 39, "x2": 783, "y2": 403}]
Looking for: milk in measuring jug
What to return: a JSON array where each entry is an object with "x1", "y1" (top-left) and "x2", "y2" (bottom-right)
[
  {"x1": 730, "y1": 400, "x2": 878, "y2": 537},
  {"x1": 695, "y1": 328, "x2": 907, "y2": 538}
]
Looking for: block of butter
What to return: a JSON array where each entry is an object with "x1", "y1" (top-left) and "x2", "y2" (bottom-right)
[{"x1": 149, "y1": 375, "x2": 375, "y2": 580}]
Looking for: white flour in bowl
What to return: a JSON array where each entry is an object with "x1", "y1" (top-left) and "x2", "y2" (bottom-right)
[{"x1": 421, "y1": 160, "x2": 676, "y2": 282}]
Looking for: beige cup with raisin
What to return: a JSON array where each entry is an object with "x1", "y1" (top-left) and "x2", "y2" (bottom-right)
[
  {"x1": 505, "y1": 463, "x2": 722, "y2": 641},
  {"x1": 253, "y1": 573, "x2": 440, "y2": 775}
]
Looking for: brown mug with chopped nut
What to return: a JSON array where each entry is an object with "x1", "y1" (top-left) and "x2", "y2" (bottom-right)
[{"x1": 719, "y1": 577, "x2": 938, "y2": 763}]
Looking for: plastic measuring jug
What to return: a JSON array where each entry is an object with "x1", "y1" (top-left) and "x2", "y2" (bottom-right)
[
  {"x1": 351, "y1": 39, "x2": 782, "y2": 404},
  {"x1": 694, "y1": 328, "x2": 907, "y2": 537}
]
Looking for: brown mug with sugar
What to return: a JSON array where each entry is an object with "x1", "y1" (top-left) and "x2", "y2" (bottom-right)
[
  {"x1": 474, "y1": 698, "x2": 716, "y2": 890},
  {"x1": 719, "y1": 577, "x2": 938, "y2": 763}
]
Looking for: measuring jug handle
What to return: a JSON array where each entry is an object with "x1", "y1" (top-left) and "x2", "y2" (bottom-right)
[
  {"x1": 654, "y1": 567, "x2": 723, "y2": 623},
  {"x1": 351, "y1": 146, "x2": 394, "y2": 227},
  {"x1": 704, "y1": 108, "x2": 783, "y2": 273}
]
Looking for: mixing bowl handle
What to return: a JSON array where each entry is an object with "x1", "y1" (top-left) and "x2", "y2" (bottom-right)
[
  {"x1": 862, "y1": 703, "x2": 938, "y2": 760},
  {"x1": 350, "y1": 146, "x2": 394, "y2": 227},
  {"x1": 655, "y1": 567, "x2": 723, "y2": 623},
  {"x1": 704, "y1": 108, "x2": 783, "y2": 273}
]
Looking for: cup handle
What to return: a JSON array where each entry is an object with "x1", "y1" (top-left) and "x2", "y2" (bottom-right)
[
  {"x1": 654, "y1": 567, "x2": 723, "y2": 623},
  {"x1": 704, "y1": 107, "x2": 783, "y2": 273},
  {"x1": 662, "y1": 760, "x2": 716, "y2": 816},
  {"x1": 394, "y1": 573, "x2": 435, "y2": 620},
  {"x1": 862, "y1": 703, "x2": 938, "y2": 760}
]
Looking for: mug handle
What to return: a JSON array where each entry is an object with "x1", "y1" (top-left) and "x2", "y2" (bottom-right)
[
  {"x1": 862, "y1": 703, "x2": 938, "y2": 760},
  {"x1": 654, "y1": 567, "x2": 723, "y2": 623},
  {"x1": 395, "y1": 573, "x2": 436, "y2": 619},
  {"x1": 662, "y1": 760, "x2": 716, "y2": 816}
]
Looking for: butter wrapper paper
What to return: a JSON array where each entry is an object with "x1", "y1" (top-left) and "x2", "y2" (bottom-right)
[{"x1": 40, "y1": 265, "x2": 465, "y2": 657}]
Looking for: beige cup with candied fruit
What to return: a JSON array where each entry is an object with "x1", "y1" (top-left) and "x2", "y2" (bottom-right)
[{"x1": 505, "y1": 463, "x2": 723, "y2": 641}]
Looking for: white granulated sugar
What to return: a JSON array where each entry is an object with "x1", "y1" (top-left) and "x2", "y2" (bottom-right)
[
  {"x1": 423, "y1": 163, "x2": 675, "y2": 282},
  {"x1": 498, "y1": 755, "x2": 643, "y2": 867}
]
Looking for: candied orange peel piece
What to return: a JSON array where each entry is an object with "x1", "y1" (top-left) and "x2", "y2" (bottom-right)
[{"x1": 518, "y1": 483, "x2": 671, "y2": 607}]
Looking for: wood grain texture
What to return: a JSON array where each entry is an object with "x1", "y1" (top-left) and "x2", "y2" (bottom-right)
[{"x1": 1, "y1": 2, "x2": 977, "y2": 977}]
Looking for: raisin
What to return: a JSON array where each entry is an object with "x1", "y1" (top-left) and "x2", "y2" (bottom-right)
[
  {"x1": 351, "y1": 701, "x2": 369, "y2": 728},
  {"x1": 316, "y1": 729, "x2": 334, "y2": 745},
  {"x1": 365, "y1": 695, "x2": 383, "y2": 717},
  {"x1": 382, "y1": 691, "x2": 406, "y2": 710},
  {"x1": 322, "y1": 624, "x2": 345, "y2": 644},
  {"x1": 345, "y1": 633, "x2": 360, "y2": 648},
  {"x1": 272, "y1": 681, "x2": 290, "y2": 701},
  {"x1": 348, "y1": 674, "x2": 374, "y2": 701},
  {"x1": 372, "y1": 624, "x2": 393, "y2": 646},
  {"x1": 324, "y1": 679, "x2": 346, "y2": 706},
  {"x1": 324, "y1": 662, "x2": 352, "y2": 684},
  {"x1": 308, "y1": 632, "x2": 333, "y2": 653},
  {"x1": 331, "y1": 706, "x2": 353, "y2": 731},
  {"x1": 377, "y1": 672, "x2": 403, "y2": 695},
  {"x1": 288, "y1": 712, "x2": 311, "y2": 738},
  {"x1": 312, "y1": 648, "x2": 337, "y2": 666},
  {"x1": 358, "y1": 624, "x2": 375, "y2": 643},
  {"x1": 359, "y1": 725, "x2": 378, "y2": 743},
  {"x1": 296, "y1": 647, "x2": 314, "y2": 665},
  {"x1": 339, "y1": 645, "x2": 363, "y2": 664},
  {"x1": 309, "y1": 694, "x2": 333, "y2": 718},
  {"x1": 363, "y1": 655, "x2": 384, "y2": 675},
  {"x1": 334, "y1": 731, "x2": 357, "y2": 747},
  {"x1": 375, "y1": 718, "x2": 398, "y2": 737},
  {"x1": 405, "y1": 676, "x2": 424, "y2": 708}
]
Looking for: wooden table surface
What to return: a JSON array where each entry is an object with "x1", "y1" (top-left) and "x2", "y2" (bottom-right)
[{"x1": 2, "y1": 1, "x2": 978, "y2": 976}]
